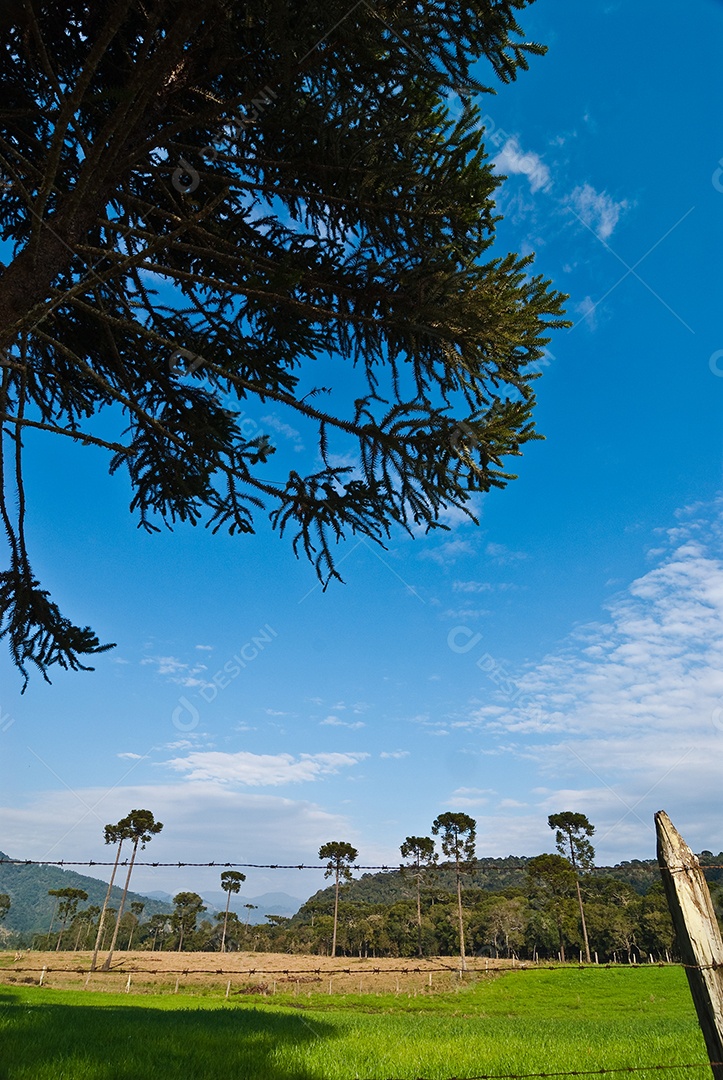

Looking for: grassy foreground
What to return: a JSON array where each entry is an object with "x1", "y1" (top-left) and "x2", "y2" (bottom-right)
[{"x1": 0, "y1": 966, "x2": 708, "y2": 1080}]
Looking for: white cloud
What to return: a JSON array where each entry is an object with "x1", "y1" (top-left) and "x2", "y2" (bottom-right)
[
  {"x1": 420, "y1": 538, "x2": 475, "y2": 565},
  {"x1": 164, "y1": 749, "x2": 369, "y2": 786},
  {"x1": 380, "y1": 750, "x2": 410, "y2": 759},
  {"x1": 260, "y1": 413, "x2": 304, "y2": 451},
  {"x1": 449, "y1": 786, "x2": 494, "y2": 808},
  {"x1": 485, "y1": 542, "x2": 527, "y2": 564},
  {"x1": 568, "y1": 183, "x2": 628, "y2": 241},
  {"x1": 493, "y1": 139, "x2": 551, "y2": 194},
  {"x1": 460, "y1": 498, "x2": 723, "y2": 857},
  {"x1": 0, "y1": 784, "x2": 353, "y2": 896},
  {"x1": 320, "y1": 715, "x2": 365, "y2": 729},
  {"x1": 442, "y1": 608, "x2": 490, "y2": 620},
  {"x1": 117, "y1": 752, "x2": 144, "y2": 760},
  {"x1": 576, "y1": 295, "x2": 598, "y2": 329},
  {"x1": 141, "y1": 655, "x2": 208, "y2": 688}
]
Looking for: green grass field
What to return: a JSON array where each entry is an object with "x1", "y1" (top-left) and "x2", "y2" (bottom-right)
[{"x1": 0, "y1": 967, "x2": 708, "y2": 1080}]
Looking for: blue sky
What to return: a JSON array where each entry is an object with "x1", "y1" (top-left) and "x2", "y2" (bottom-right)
[{"x1": 1, "y1": 0, "x2": 722, "y2": 905}]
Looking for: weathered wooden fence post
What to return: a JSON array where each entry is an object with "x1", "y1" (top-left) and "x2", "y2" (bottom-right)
[{"x1": 655, "y1": 810, "x2": 723, "y2": 1080}]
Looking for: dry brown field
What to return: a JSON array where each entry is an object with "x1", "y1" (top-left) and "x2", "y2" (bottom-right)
[{"x1": 0, "y1": 949, "x2": 520, "y2": 997}]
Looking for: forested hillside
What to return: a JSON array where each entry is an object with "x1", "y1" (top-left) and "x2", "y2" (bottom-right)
[{"x1": 0, "y1": 851, "x2": 171, "y2": 934}]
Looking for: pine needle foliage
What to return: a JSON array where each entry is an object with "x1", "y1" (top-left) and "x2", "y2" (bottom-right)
[{"x1": 0, "y1": 0, "x2": 568, "y2": 685}]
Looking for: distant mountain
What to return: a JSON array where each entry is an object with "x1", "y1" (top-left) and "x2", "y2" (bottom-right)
[
  {"x1": 140, "y1": 888, "x2": 303, "y2": 924},
  {"x1": 201, "y1": 890, "x2": 303, "y2": 924},
  {"x1": 0, "y1": 850, "x2": 172, "y2": 935}
]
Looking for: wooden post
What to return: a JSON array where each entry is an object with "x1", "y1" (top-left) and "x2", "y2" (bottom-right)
[
  {"x1": 39, "y1": 966, "x2": 46, "y2": 986},
  {"x1": 655, "y1": 810, "x2": 723, "y2": 1080}
]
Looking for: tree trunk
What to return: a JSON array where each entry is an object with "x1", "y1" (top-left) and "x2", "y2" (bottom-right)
[
  {"x1": 48, "y1": 898, "x2": 58, "y2": 937},
  {"x1": 575, "y1": 875, "x2": 591, "y2": 962},
  {"x1": 456, "y1": 862, "x2": 466, "y2": 970},
  {"x1": 331, "y1": 870, "x2": 340, "y2": 959},
  {"x1": 102, "y1": 837, "x2": 139, "y2": 970},
  {"x1": 221, "y1": 891, "x2": 231, "y2": 953},
  {"x1": 91, "y1": 839, "x2": 123, "y2": 971},
  {"x1": 416, "y1": 873, "x2": 423, "y2": 958}
]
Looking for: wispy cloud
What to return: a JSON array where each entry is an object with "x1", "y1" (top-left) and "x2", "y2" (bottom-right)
[
  {"x1": 494, "y1": 139, "x2": 551, "y2": 194},
  {"x1": 320, "y1": 715, "x2": 365, "y2": 729},
  {"x1": 568, "y1": 183, "x2": 628, "y2": 240},
  {"x1": 141, "y1": 655, "x2": 208, "y2": 688},
  {"x1": 164, "y1": 749, "x2": 369, "y2": 786},
  {"x1": 380, "y1": 750, "x2": 410, "y2": 759},
  {"x1": 457, "y1": 498, "x2": 723, "y2": 851}
]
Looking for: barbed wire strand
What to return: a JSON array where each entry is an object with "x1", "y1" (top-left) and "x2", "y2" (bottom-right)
[
  {"x1": 4, "y1": 857, "x2": 723, "y2": 871},
  {"x1": 0, "y1": 961, "x2": 687, "y2": 977}
]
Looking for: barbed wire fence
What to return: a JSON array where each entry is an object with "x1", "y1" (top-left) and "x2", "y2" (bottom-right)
[{"x1": 1, "y1": 830, "x2": 722, "y2": 1080}]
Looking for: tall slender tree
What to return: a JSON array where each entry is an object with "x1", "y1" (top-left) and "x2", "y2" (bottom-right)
[
  {"x1": 548, "y1": 811, "x2": 595, "y2": 963},
  {"x1": 102, "y1": 809, "x2": 163, "y2": 970},
  {"x1": 90, "y1": 816, "x2": 133, "y2": 971},
  {"x1": 219, "y1": 870, "x2": 246, "y2": 953},
  {"x1": 400, "y1": 836, "x2": 438, "y2": 957},
  {"x1": 319, "y1": 841, "x2": 359, "y2": 958},
  {"x1": 432, "y1": 812, "x2": 477, "y2": 969}
]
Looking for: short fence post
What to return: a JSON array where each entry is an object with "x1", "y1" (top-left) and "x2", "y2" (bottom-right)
[
  {"x1": 655, "y1": 810, "x2": 723, "y2": 1080},
  {"x1": 125, "y1": 973, "x2": 132, "y2": 993},
  {"x1": 39, "y1": 966, "x2": 46, "y2": 986},
  {"x1": 225, "y1": 979, "x2": 231, "y2": 1000}
]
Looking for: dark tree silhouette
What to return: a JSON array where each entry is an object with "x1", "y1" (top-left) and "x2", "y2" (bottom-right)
[{"x1": 0, "y1": 0, "x2": 566, "y2": 687}]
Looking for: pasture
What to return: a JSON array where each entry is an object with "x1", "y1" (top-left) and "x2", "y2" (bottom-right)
[{"x1": 0, "y1": 960, "x2": 709, "y2": 1080}]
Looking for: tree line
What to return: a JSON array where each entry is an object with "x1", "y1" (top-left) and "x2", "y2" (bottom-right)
[{"x1": 13, "y1": 805, "x2": 700, "y2": 963}]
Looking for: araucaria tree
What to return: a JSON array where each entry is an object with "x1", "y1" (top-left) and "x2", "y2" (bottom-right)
[
  {"x1": 102, "y1": 809, "x2": 163, "y2": 970},
  {"x1": 90, "y1": 816, "x2": 133, "y2": 971},
  {"x1": 319, "y1": 841, "x2": 358, "y2": 958},
  {"x1": 219, "y1": 870, "x2": 246, "y2": 953},
  {"x1": 400, "y1": 835, "x2": 438, "y2": 957},
  {"x1": 548, "y1": 811, "x2": 595, "y2": 963},
  {"x1": 0, "y1": 1, "x2": 567, "y2": 687},
  {"x1": 432, "y1": 812, "x2": 477, "y2": 969}
]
